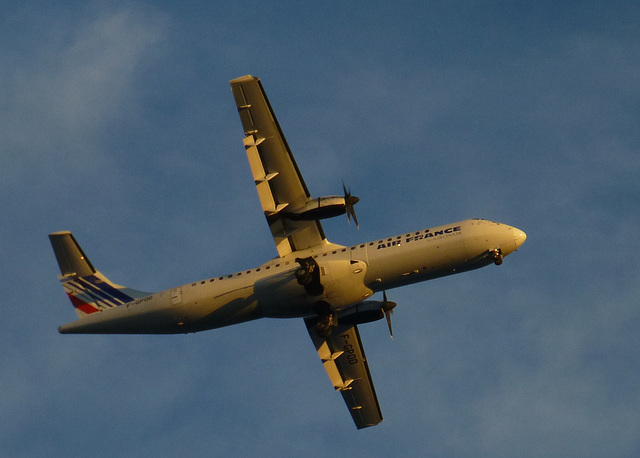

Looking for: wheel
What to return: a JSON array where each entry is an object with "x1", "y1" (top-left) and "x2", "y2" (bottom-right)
[
  {"x1": 316, "y1": 319, "x2": 332, "y2": 338},
  {"x1": 295, "y1": 268, "x2": 313, "y2": 285}
]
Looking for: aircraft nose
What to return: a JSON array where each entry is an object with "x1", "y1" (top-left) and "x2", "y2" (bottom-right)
[{"x1": 513, "y1": 228, "x2": 527, "y2": 249}]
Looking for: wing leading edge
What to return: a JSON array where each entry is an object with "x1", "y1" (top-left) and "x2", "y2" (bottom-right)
[
  {"x1": 305, "y1": 318, "x2": 383, "y2": 429},
  {"x1": 230, "y1": 75, "x2": 326, "y2": 257}
]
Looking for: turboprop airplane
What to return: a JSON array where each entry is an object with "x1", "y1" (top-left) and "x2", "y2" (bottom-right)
[{"x1": 50, "y1": 75, "x2": 526, "y2": 429}]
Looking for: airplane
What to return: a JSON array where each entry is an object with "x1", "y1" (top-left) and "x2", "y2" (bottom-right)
[{"x1": 49, "y1": 75, "x2": 526, "y2": 429}]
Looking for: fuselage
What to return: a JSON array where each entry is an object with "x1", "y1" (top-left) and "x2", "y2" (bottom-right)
[{"x1": 58, "y1": 219, "x2": 526, "y2": 334}]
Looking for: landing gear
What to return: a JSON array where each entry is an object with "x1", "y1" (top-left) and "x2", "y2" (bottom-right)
[
  {"x1": 315, "y1": 313, "x2": 337, "y2": 337},
  {"x1": 313, "y1": 301, "x2": 336, "y2": 337},
  {"x1": 295, "y1": 267, "x2": 313, "y2": 285},
  {"x1": 490, "y1": 248, "x2": 503, "y2": 265},
  {"x1": 295, "y1": 257, "x2": 324, "y2": 296}
]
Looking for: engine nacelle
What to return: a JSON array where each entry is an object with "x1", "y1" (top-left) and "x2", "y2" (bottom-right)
[
  {"x1": 337, "y1": 301, "x2": 386, "y2": 326},
  {"x1": 283, "y1": 196, "x2": 350, "y2": 221}
]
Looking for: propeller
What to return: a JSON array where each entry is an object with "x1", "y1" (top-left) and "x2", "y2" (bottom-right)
[
  {"x1": 342, "y1": 181, "x2": 360, "y2": 229},
  {"x1": 382, "y1": 291, "x2": 397, "y2": 339}
]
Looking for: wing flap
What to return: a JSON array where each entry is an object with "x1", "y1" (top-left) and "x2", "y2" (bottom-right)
[{"x1": 305, "y1": 318, "x2": 383, "y2": 429}]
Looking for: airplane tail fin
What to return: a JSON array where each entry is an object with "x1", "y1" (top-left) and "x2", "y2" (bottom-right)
[{"x1": 49, "y1": 231, "x2": 150, "y2": 317}]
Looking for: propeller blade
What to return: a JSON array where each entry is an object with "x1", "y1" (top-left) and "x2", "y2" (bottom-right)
[
  {"x1": 342, "y1": 181, "x2": 360, "y2": 229},
  {"x1": 348, "y1": 203, "x2": 359, "y2": 229},
  {"x1": 382, "y1": 291, "x2": 397, "y2": 339},
  {"x1": 385, "y1": 309, "x2": 394, "y2": 339}
]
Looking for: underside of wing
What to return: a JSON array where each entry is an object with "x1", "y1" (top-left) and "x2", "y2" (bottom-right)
[
  {"x1": 305, "y1": 318, "x2": 383, "y2": 429},
  {"x1": 230, "y1": 75, "x2": 326, "y2": 257}
]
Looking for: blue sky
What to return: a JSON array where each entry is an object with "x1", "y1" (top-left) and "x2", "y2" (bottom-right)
[{"x1": 2, "y1": 2, "x2": 639, "y2": 456}]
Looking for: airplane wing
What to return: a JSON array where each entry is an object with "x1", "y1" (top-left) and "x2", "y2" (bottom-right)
[
  {"x1": 231, "y1": 75, "x2": 381, "y2": 428},
  {"x1": 305, "y1": 318, "x2": 383, "y2": 429},
  {"x1": 230, "y1": 75, "x2": 326, "y2": 257}
]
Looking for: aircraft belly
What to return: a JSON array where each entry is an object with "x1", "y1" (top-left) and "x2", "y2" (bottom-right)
[
  {"x1": 254, "y1": 271, "x2": 318, "y2": 318},
  {"x1": 253, "y1": 260, "x2": 374, "y2": 317},
  {"x1": 175, "y1": 283, "x2": 262, "y2": 332}
]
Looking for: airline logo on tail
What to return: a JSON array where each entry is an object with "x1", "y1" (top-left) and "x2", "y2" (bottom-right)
[{"x1": 61, "y1": 273, "x2": 135, "y2": 316}]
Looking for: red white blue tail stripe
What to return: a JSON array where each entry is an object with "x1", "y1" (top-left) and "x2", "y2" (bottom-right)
[{"x1": 61, "y1": 273, "x2": 145, "y2": 317}]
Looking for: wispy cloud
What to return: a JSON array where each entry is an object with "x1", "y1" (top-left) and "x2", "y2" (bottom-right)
[{"x1": 0, "y1": 6, "x2": 167, "y2": 187}]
